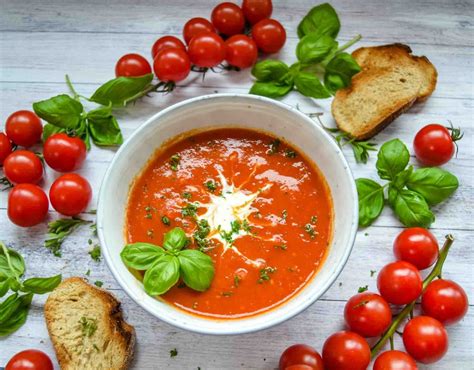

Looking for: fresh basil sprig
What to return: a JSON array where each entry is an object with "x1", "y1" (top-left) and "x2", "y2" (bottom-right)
[
  {"x1": 121, "y1": 227, "x2": 215, "y2": 296},
  {"x1": 357, "y1": 139, "x2": 459, "y2": 227}
]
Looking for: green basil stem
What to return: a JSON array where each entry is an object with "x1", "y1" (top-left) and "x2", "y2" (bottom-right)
[
  {"x1": 370, "y1": 234, "x2": 455, "y2": 357},
  {"x1": 122, "y1": 81, "x2": 175, "y2": 106},
  {"x1": 65, "y1": 74, "x2": 80, "y2": 101},
  {"x1": 337, "y1": 34, "x2": 362, "y2": 54},
  {"x1": 0, "y1": 241, "x2": 20, "y2": 282}
]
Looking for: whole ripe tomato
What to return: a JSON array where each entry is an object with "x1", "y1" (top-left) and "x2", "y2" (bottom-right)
[
  {"x1": 242, "y1": 0, "x2": 273, "y2": 25},
  {"x1": 43, "y1": 133, "x2": 87, "y2": 172},
  {"x1": 153, "y1": 48, "x2": 191, "y2": 82},
  {"x1": 377, "y1": 261, "x2": 422, "y2": 305},
  {"x1": 373, "y1": 350, "x2": 417, "y2": 370},
  {"x1": 151, "y1": 35, "x2": 186, "y2": 59},
  {"x1": 188, "y1": 32, "x2": 226, "y2": 68},
  {"x1": 251, "y1": 18, "x2": 286, "y2": 53},
  {"x1": 413, "y1": 124, "x2": 459, "y2": 166},
  {"x1": 5, "y1": 110, "x2": 43, "y2": 148},
  {"x1": 6, "y1": 349, "x2": 53, "y2": 370},
  {"x1": 115, "y1": 53, "x2": 152, "y2": 77},
  {"x1": 421, "y1": 279, "x2": 468, "y2": 325},
  {"x1": 211, "y1": 2, "x2": 245, "y2": 36},
  {"x1": 393, "y1": 227, "x2": 439, "y2": 270},
  {"x1": 402, "y1": 316, "x2": 448, "y2": 364},
  {"x1": 322, "y1": 331, "x2": 370, "y2": 370},
  {"x1": 49, "y1": 173, "x2": 92, "y2": 216},
  {"x1": 8, "y1": 184, "x2": 49, "y2": 227},
  {"x1": 0, "y1": 132, "x2": 13, "y2": 165},
  {"x1": 183, "y1": 17, "x2": 216, "y2": 45},
  {"x1": 344, "y1": 292, "x2": 392, "y2": 337},
  {"x1": 284, "y1": 365, "x2": 315, "y2": 370},
  {"x1": 3, "y1": 150, "x2": 43, "y2": 184},
  {"x1": 225, "y1": 34, "x2": 258, "y2": 68},
  {"x1": 279, "y1": 344, "x2": 324, "y2": 370}
]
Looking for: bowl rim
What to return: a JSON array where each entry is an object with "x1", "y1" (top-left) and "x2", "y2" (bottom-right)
[{"x1": 97, "y1": 93, "x2": 358, "y2": 335}]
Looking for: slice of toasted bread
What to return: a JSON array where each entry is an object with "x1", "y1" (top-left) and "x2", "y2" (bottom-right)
[
  {"x1": 45, "y1": 277, "x2": 135, "y2": 370},
  {"x1": 332, "y1": 44, "x2": 437, "y2": 140}
]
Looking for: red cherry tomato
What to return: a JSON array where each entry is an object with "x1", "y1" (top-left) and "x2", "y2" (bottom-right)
[
  {"x1": 3, "y1": 150, "x2": 43, "y2": 184},
  {"x1": 373, "y1": 350, "x2": 417, "y2": 370},
  {"x1": 242, "y1": 0, "x2": 273, "y2": 25},
  {"x1": 153, "y1": 48, "x2": 191, "y2": 82},
  {"x1": 225, "y1": 34, "x2": 258, "y2": 68},
  {"x1": 188, "y1": 32, "x2": 226, "y2": 68},
  {"x1": 8, "y1": 184, "x2": 49, "y2": 227},
  {"x1": 322, "y1": 331, "x2": 370, "y2": 370},
  {"x1": 413, "y1": 124, "x2": 458, "y2": 166},
  {"x1": 5, "y1": 110, "x2": 43, "y2": 148},
  {"x1": 344, "y1": 292, "x2": 392, "y2": 337},
  {"x1": 393, "y1": 227, "x2": 439, "y2": 270},
  {"x1": 43, "y1": 133, "x2": 87, "y2": 173},
  {"x1": 115, "y1": 53, "x2": 152, "y2": 77},
  {"x1": 377, "y1": 261, "x2": 422, "y2": 305},
  {"x1": 279, "y1": 344, "x2": 324, "y2": 370},
  {"x1": 251, "y1": 18, "x2": 286, "y2": 54},
  {"x1": 183, "y1": 17, "x2": 216, "y2": 45},
  {"x1": 151, "y1": 35, "x2": 186, "y2": 59},
  {"x1": 211, "y1": 2, "x2": 245, "y2": 36},
  {"x1": 0, "y1": 132, "x2": 13, "y2": 165},
  {"x1": 285, "y1": 365, "x2": 314, "y2": 370},
  {"x1": 49, "y1": 173, "x2": 92, "y2": 216},
  {"x1": 421, "y1": 279, "x2": 468, "y2": 325},
  {"x1": 403, "y1": 316, "x2": 448, "y2": 364},
  {"x1": 6, "y1": 349, "x2": 53, "y2": 370}
]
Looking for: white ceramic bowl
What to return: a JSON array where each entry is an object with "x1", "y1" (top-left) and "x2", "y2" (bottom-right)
[{"x1": 98, "y1": 94, "x2": 358, "y2": 335}]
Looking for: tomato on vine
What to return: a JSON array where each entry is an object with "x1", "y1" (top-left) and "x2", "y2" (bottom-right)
[
  {"x1": 115, "y1": 53, "x2": 152, "y2": 77},
  {"x1": 393, "y1": 227, "x2": 439, "y2": 270},
  {"x1": 188, "y1": 32, "x2": 226, "y2": 68},
  {"x1": 183, "y1": 17, "x2": 216, "y2": 45},
  {"x1": 153, "y1": 48, "x2": 191, "y2": 82},
  {"x1": 211, "y1": 2, "x2": 245, "y2": 36},
  {"x1": 377, "y1": 261, "x2": 422, "y2": 305},
  {"x1": 373, "y1": 350, "x2": 417, "y2": 370},
  {"x1": 279, "y1": 344, "x2": 324, "y2": 370},
  {"x1": 43, "y1": 133, "x2": 87, "y2": 172},
  {"x1": 151, "y1": 36, "x2": 186, "y2": 59},
  {"x1": 322, "y1": 331, "x2": 370, "y2": 370},
  {"x1": 251, "y1": 18, "x2": 286, "y2": 53},
  {"x1": 5, "y1": 110, "x2": 43, "y2": 148},
  {"x1": 0, "y1": 132, "x2": 13, "y2": 165},
  {"x1": 8, "y1": 184, "x2": 49, "y2": 227},
  {"x1": 242, "y1": 0, "x2": 273, "y2": 25},
  {"x1": 225, "y1": 34, "x2": 258, "y2": 68},
  {"x1": 3, "y1": 150, "x2": 43, "y2": 184},
  {"x1": 6, "y1": 349, "x2": 53, "y2": 370},
  {"x1": 49, "y1": 173, "x2": 92, "y2": 216}
]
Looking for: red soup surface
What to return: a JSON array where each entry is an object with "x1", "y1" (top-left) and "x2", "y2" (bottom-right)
[{"x1": 126, "y1": 128, "x2": 333, "y2": 318}]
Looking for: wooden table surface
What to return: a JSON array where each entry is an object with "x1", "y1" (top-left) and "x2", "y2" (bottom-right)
[{"x1": 1, "y1": 0, "x2": 473, "y2": 369}]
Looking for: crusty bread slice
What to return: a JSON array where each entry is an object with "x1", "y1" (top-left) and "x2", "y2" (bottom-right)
[
  {"x1": 45, "y1": 277, "x2": 135, "y2": 370},
  {"x1": 332, "y1": 44, "x2": 437, "y2": 140}
]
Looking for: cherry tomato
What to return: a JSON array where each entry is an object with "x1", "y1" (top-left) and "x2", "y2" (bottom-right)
[
  {"x1": 115, "y1": 53, "x2": 152, "y2": 77},
  {"x1": 8, "y1": 184, "x2": 49, "y2": 227},
  {"x1": 151, "y1": 35, "x2": 186, "y2": 59},
  {"x1": 5, "y1": 110, "x2": 43, "y2": 148},
  {"x1": 413, "y1": 124, "x2": 459, "y2": 166},
  {"x1": 3, "y1": 150, "x2": 43, "y2": 184},
  {"x1": 49, "y1": 173, "x2": 92, "y2": 216},
  {"x1": 242, "y1": 0, "x2": 273, "y2": 25},
  {"x1": 153, "y1": 48, "x2": 191, "y2": 82},
  {"x1": 279, "y1": 344, "x2": 324, "y2": 370},
  {"x1": 285, "y1": 365, "x2": 314, "y2": 370},
  {"x1": 211, "y1": 2, "x2": 245, "y2": 36},
  {"x1": 251, "y1": 18, "x2": 286, "y2": 54},
  {"x1": 43, "y1": 133, "x2": 87, "y2": 173},
  {"x1": 183, "y1": 17, "x2": 216, "y2": 45},
  {"x1": 0, "y1": 132, "x2": 13, "y2": 165},
  {"x1": 188, "y1": 32, "x2": 226, "y2": 68},
  {"x1": 373, "y1": 350, "x2": 417, "y2": 370},
  {"x1": 322, "y1": 331, "x2": 370, "y2": 370},
  {"x1": 6, "y1": 349, "x2": 53, "y2": 370},
  {"x1": 393, "y1": 227, "x2": 439, "y2": 270},
  {"x1": 344, "y1": 292, "x2": 392, "y2": 337},
  {"x1": 225, "y1": 34, "x2": 258, "y2": 68},
  {"x1": 421, "y1": 279, "x2": 468, "y2": 325},
  {"x1": 377, "y1": 261, "x2": 422, "y2": 305},
  {"x1": 402, "y1": 316, "x2": 448, "y2": 364}
]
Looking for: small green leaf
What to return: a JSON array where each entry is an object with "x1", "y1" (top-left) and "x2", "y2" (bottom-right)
[
  {"x1": 356, "y1": 178, "x2": 385, "y2": 227},
  {"x1": 121, "y1": 243, "x2": 165, "y2": 270},
  {"x1": 22, "y1": 274, "x2": 62, "y2": 294},
  {"x1": 42, "y1": 123, "x2": 65, "y2": 142},
  {"x1": 251, "y1": 60, "x2": 289, "y2": 82},
  {"x1": 297, "y1": 3, "x2": 341, "y2": 39},
  {"x1": 391, "y1": 189, "x2": 435, "y2": 228},
  {"x1": 163, "y1": 227, "x2": 189, "y2": 252},
  {"x1": 178, "y1": 249, "x2": 215, "y2": 292},
  {"x1": 296, "y1": 34, "x2": 338, "y2": 64},
  {"x1": 0, "y1": 246, "x2": 25, "y2": 280},
  {"x1": 406, "y1": 168, "x2": 459, "y2": 206},
  {"x1": 0, "y1": 304, "x2": 29, "y2": 337},
  {"x1": 143, "y1": 255, "x2": 180, "y2": 296},
  {"x1": 33, "y1": 94, "x2": 84, "y2": 129},
  {"x1": 392, "y1": 166, "x2": 414, "y2": 190},
  {"x1": 376, "y1": 139, "x2": 410, "y2": 180},
  {"x1": 324, "y1": 53, "x2": 361, "y2": 94},
  {"x1": 249, "y1": 81, "x2": 293, "y2": 99},
  {"x1": 294, "y1": 72, "x2": 331, "y2": 99},
  {"x1": 0, "y1": 279, "x2": 9, "y2": 297},
  {"x1": 0, "y1": 293, "x2": 21, "y2": 324},
  {"x1": 87, "y1": 105, "x2": 123, "y2": 146}
]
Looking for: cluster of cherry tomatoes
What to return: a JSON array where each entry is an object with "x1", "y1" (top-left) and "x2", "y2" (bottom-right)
[
  {"x1": 0, "y1": 111, "x2": 92, "y2": 227},
  {"x1": 114, "y1": 0, "x2": 285, "y2": 83},
  {"x1": 279, "y1": 228, "x2": 468, "y2": 370}
]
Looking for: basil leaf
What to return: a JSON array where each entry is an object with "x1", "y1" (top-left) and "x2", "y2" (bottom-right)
[
  {"x1": 163, "y1": 227, "x2": 189, "y2": 252},
  {"x1": 87, "y1": 106, "x2": 123, "y2": 146},
  {"x1": 0, "y1": 278, "x2": 9, "y2": 297},
  {"x1": 0, "y1": 246, "x2": 25, "y2": 280},
  {"x1": 42, "y1": 123, "x2": 65, "y2": 142},
  {"x1": 324, "y1": 52, "x2": 361, "y2": 94},
  {"x1": 0, "y1": 293, "x2": 21, "y2": 324},
  {"x1": 90, "y1": 74, "x2": 154, "y2": 107},
  {"x1": 249, "y1": 81, "x2": 293, "y2": 98},
  {"x1": 143, "y1": 255, "x2": 180, "y2": 296},
  {"x1": 121, "y1": 243, "x2": 164, "y2": 270},
  {"x1": 296, "y1": 34, "x2": 338, "y2": 64},
  {"x1": 297, "y1": 3, "x2": 340, "y2": 39},
  {"x1": 391, "y1": 189, "x2": 435, "y2": 228},
  {"x1": 392, "y1": 166, "x2": 414, "y2": 190},
  {"x1": 406, "y1": 168, "x2": 459, "y2": 206},
  {"x1": 178, "y1": 249, "x2": 215, "y2": 292},
  {"x1": 74, "y1": 117, "x2": 91, "y2": 151},
  {"x1": 251, "y1": 60, "x2": 289, "y2": 82},
  {"x1": 294, "y1": 72, "x2": 331, "y2": 99},
  {"x1": 22, "y1": 274, "x2": 62, "y2": 294},
  {"x1": 376, "y1": 139, "x2": 410, "y2": 180},
  {"x1": 0, "y1": 304, "x2": 28, "y2": 337},
  {"x1": 356, "y1": 178, "x2": 385, "y2": 227},
  {"x1": 33, "y1": 94, "x2": 83, "y2": 129}
]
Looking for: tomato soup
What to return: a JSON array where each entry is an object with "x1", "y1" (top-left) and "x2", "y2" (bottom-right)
[{"x1": 125, "y1": 128, "x2": 333, "y2": 318}]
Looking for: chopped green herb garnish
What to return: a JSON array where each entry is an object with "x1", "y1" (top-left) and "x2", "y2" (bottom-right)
[
  {"x1": 230, "y1": 220, "x2": 241, "y2": 234},
  {"x1": 181, "y1": 202, "x2": 199, "y2": 218},
  {"x1": 194, "y1": 219, "x2": 211, "y2": 251},
  {"x1": 258, "y1": 266, "x2": 276, "y2": 283},
  {"x1": 358, "y1": 285, "x2": 368, "y2": 293},
  {"x1": 205, "y1": 180, "x2": 217, "y2": 192},
  {"x1": 370, "y1": 270, "x2": 376, "y2": 277},
  {"x1": 310, "y1": 215, "x2": 318, "y2": 224},
  {"x1": 219, "y1": 228, "x2": 234, "y2": 244},
  {"x1": 222, "y1": 291, "x2": 233, "y2": 297},
  {"x1": 284, "y1": 149, "x2": 297, "y2": 158},
  {"x1": 170, "y1": 154, "x2": 181, "y2": 171},
  {"x1": 281, "y1": 210, "x2": 288, "y2": 221},
  {"x1": 182, "y1": 192, "x2": 192, "y2": 200},
  {"x1": 170, "y1": 348, "x2": 178, "y2": 358},
  {"x1": 161, "y1": 216, "x2": 171, "y2": 226},
  {"x1": 45, "y1": 218, "x2": 92, "y2": 257},
  {"x1": 234, "y1": 275, "x2": 240, "y2": 287},
  {"x1": 145, "y1": 213, "x2": 153, "y2": 219},
  {"x1": 79, "y1": 317, "x2": 97, "y2": 338},
  {"x1": 89, "y1": 245, "x2": 101, "y2": 262},
  {"x1": 85, "y1": 269, "x2": 91, "y2": 276},
  {"x1": 304, "y1": 224, "x2": 317, "y2": 239},
  {"x1": 94, "y1": 280, "x2": 103, "y2": 287},
  {"x1": 268, "y1": 139, "x2": 281, "y2": 155},
  {"x1": 242, "y1": 219, "x2": 252, "y2": 233},
  {"x1": 274, "y1": 244, "x2": 287, "y2": 250}
]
